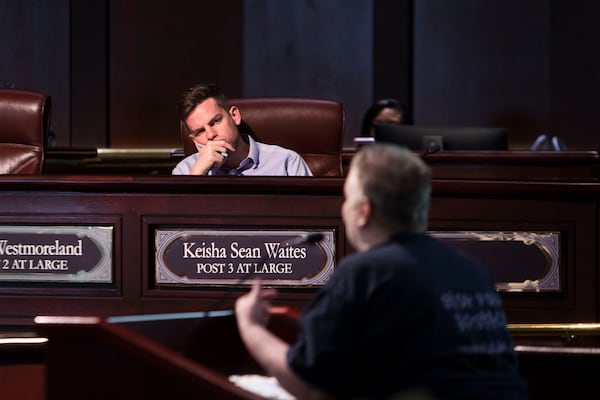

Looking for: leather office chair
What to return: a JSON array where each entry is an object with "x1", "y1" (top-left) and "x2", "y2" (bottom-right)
[
  {"x1": 0, "y1": 89, "x2": 51, "y2": 174},
  {"x1": 180, "y1": 97, "x2": 345, "y2": 176}
]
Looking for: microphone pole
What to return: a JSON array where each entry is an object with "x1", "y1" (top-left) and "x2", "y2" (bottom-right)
[{"x1": 282, "y1": 232, "x2": 324, "y2": 247}]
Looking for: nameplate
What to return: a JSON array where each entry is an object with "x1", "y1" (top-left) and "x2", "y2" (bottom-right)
[
  {"x1": 0, "y1": 226, "x2": 113, "y2": 283},
  {"x1": 431, "y1": 231, "x2": 560, "y2": 292},
  {"x1": 155, "y1": 229, "x2": 335, "y2": 286}
]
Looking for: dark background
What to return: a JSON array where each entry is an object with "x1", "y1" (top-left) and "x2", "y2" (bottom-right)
[{"x1": 1, "y1": 0, "x2": 598, "y2": 150}]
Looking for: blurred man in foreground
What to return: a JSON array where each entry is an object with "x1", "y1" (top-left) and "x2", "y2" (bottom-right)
[{"x1": 235, "y1": 144, "x2": 530, "y2": 399}]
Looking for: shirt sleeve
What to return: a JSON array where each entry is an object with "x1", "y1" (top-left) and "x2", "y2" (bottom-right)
[
  {"x1": 285, "y1": 152, "x2": 313, "y2": 176},
  {"x1": 171, "y1": 154, "x2": 197, "y2": 175}
]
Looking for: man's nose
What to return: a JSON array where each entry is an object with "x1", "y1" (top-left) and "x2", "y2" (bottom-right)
[{"x1": 205, "y1": 126, "x2": 217, "y2": 140}]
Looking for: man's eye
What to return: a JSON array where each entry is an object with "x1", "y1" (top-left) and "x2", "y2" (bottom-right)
[{"x1": 210, "y1": 115, "x2": 223, "y2": 126}]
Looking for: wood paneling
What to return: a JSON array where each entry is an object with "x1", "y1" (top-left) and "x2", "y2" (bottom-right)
[
  {"x1": 71, "y1": 0, "x2": 108, "y2": 148},
  {"x1": 108, "y1": 1, "x2": 244, "y2": 148},
  {"x1": 0, "y1": 2, "x2": 70, "y2": 146},
  {"x1": 1, "y1": 158, "x2": 600, "y2": 327},
  {"x1": 5, "y1": 2, "x2": 600, "y2": 153}
]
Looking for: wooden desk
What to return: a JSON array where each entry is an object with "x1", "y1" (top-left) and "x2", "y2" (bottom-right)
[
  {"x1": 0, "y1": 157, "x2": 600, "y2": 327},
  {"x1": 343, "y1": 148, "x2": 600, "y2": 179},
  {"x1": 46, "y1": 147, "x2": 600, "y2": 179},
  {"x1": 35, "y1": 312, "x2": 278, "y2": 400},
  {"x1": 509, "y1": 323, "x2": 600, "y2": 398},
  {"x1": 35, "y1": 312, "x2": 600, "y2": 399},
  {"x1": 0, "y1": 176, "x2": 345, "y2": 328}
]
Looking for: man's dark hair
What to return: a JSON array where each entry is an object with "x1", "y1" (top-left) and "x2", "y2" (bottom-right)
[{"x1": 177, "y1": 82, "x2": 231, "y2": 121}]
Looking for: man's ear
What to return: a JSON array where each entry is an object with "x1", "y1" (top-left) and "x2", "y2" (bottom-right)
[
  {"x1": 357, "y1": 197, "x2": 372, "y2": 228},
  {"x1": 229, "y1": 105, "x2": 242, "y2": 125}
]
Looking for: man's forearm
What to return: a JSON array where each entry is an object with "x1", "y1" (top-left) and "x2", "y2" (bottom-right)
[{"x1": 238, "y1": 324, "x2": 331, "y2": 400}]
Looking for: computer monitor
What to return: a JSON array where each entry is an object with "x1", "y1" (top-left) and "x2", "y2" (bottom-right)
[{"x1": 373, "y1": 124, "x2": 508, "y2": 151}]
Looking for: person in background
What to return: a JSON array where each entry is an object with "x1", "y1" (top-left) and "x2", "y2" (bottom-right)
[
  {"x1": 172, "y1": 82, "x2": 312, "y2": 176},
  {"x1": 360, "y1": 98, "x2": 410, "y2": 137},
  {"x1": 235, "y1": 144, "x2": 530, "y2": 399}
]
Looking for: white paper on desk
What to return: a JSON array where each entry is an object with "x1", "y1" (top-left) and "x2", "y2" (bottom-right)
[{"x1": 229, "y1": 374, "x2": 296, "y2": 400}]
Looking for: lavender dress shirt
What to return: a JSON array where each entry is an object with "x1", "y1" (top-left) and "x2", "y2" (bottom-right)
[{"x1": 172, "y1": 135, "x2": 313, "y2": 176}]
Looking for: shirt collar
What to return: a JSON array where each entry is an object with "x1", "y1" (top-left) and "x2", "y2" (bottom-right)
[{"x1": 244, "y1": 135, "x2": 260, "y2": 169}]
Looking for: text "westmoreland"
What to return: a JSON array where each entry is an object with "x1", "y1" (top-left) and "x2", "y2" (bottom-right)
[{"x1": 0, "y1": 240, "x2": 83, "y2": 256}]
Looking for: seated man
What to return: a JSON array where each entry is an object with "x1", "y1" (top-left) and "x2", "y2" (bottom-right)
[
  {"x1": 235, "y1": 144, "x2": 531, "y2": 399},
  {"x1": 172, "y1": 82, "x2": 312, "y2": 176}
]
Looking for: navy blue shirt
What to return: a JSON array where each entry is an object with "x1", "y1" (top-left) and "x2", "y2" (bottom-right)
[{"x1": 287, "y1": 233, "x2": 530, "y2": 399}]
